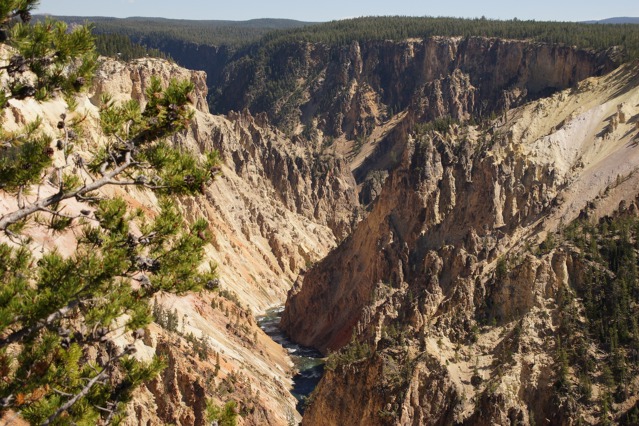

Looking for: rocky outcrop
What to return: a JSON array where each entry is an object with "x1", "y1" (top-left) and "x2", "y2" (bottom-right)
[
  {"x1": 205, "y1": 110, "x2": 358, "y2": 240},
  {"x1": 281, "y1": 119, "x2": 561, "y2": 353},
  {"x1": 122, "y1": 293, "x2": 298, "y2": 426},
  {"x1": 282, "y1": 62, "x2": 639, "y2": 424},
  {"x1": 92, "y1": 57, "x2": 210, "y2": 112}
]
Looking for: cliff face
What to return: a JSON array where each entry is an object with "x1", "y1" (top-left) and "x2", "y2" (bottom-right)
[
  {"x1": 90, "y1": 57, "x2": 358, "y2": 309},
  {"x1": 3, "y1": 34, "x2": 635, "y2": 425},
  {"x1": 281, "y1": 63, "x2": 639, "y2": 425},
  {"x1": 0, "y1": 56, "x2": 358, "y2": 425},
  {"x1": 216, "y1": 37, "x2": 619, "y2": 141},
  {"x1": 280, "y1": 104, "x2": 560, "y2": 352},
  {"x1": 92, "y1": 58, "x2": 359, "y2": 425}
]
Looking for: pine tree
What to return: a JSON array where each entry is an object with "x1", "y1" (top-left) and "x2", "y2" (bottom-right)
[{"x1": 0, "y1": 1, "x2": 220, "y2": 423}]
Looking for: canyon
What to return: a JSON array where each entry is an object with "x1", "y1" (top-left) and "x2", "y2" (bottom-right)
[
  {"x1": 3, "y1": 28, "x2": 639, "y2": 425},
  {"x1": 0, "y1": 54, "x2": 356, "y2": 425},
  {"x1": 283, "y1": 61, "x2": 639, "y2": 424}
]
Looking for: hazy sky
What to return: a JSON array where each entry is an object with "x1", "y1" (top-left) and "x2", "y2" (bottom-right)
[{"x1": 35, "y1": 0, "x2": 638, "y2": 22}]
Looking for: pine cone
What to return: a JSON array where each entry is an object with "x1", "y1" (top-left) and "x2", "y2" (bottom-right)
[
  {"x1": 19, "y1": 10, "x2": 31, "y2": 23},
  {"x1": 137, "y1": 274, "x2": 151, "y2": 289},
  {"x1": 7, "y1": 55, "x2": 26, "y2": 74},
  {"x1": 206, "y1": 278, "x2": 220, "y2": 290},
  {"x1": 127, "y1": 233, "x2": 139, "y2": 247},
  {"x1": 135, "y1": 175, "x2": 148, "y2": 184}
]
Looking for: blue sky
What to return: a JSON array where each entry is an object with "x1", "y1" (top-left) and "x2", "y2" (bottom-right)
[{"x1": 35, "y1": 0, "x2": 638, "y2": 22}]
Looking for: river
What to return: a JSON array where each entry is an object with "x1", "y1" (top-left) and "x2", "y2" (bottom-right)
[{"x1": 257, "y1": 306, "x2": 325, "y2": 414}]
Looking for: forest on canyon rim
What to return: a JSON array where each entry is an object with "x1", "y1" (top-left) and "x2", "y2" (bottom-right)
[{"x1": 2, "y1": 1, "x2": 639, "y2": 425}]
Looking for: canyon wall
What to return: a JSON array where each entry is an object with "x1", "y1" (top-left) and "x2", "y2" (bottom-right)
[
  {"x1": 0, "y1": 56, "x2": 358, "y2": 425},
  {"x1": 282, "y1": 63, "x2": 639, "y2": 425},
  {"x1": 95, "y1": 58, "x2": 359, "y2": 425},
  {"x1": 216, "y1": 37, "x2": 620, "y2": 140},
  {"x1": 2, "y1": 32, "x2": 635, "y2": 425}
]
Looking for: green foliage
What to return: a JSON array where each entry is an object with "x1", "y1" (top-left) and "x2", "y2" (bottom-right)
[
  {"x1": 0, "y1": 118, "x2": 53, "y2": 191},
  {"x1": 495, "y1": 256, "x2": 508, "y2": 281},
  {"x1": 185, "y1": 332, "x2": 210, "y2": 360},
  {"x1": 206, "y1": 400, "x2": 238, "y2": 426},
  {"x1": 538, "y1": 232, "x2": 557, "y2": 255},
  {"x1": 9, "y1": 17, "x2": 97, "y2": 99},
  {"x1": 259, "y1": 16, "x2": 639, "y2": 58},
  {"x1": 0, "y1": 194, "x2": 217, "y2": 422},
  {"x1": 414, "y1": 116, "x2": 458, "y2": 136},
  {"x1": 50, "y1": 16, "x2": 314, "y2": 48},
  {"x1": 559, "y1": 214, "x2": 639, "y2": 418},
  {"x1": 148, "y1": 215, "x2": 217, "y2": 293},
  {"x1": 97, "y1": 76, "x2": 197, "y2": 145},
  {"x1": 0, "y1": 6, "x2": 222, "y2": 424},
  {"x1": 152, "y1": 300, "x2": 180, "y2": 332},
  {"x1": 0, "y1": 1, "x2": 37, "y2": 23},
  {"x1": 565, "y1": 217, "x2": 639, "y2": 355},
  {"x1": 218, "y1": 289, "x2": 243, "y2": 309},
  {"x1": 325, "y1": 339, "x2": 371, "y2": 371},
  {"x1": 117, "y1": 355, "x2": 167, "y2": 402},
  {"x1": 94, "y1": 33, "x2": 168, "y2": 61},
  {"x1": 141, "y1": 77, "x2": 194, "y2": 137},
  {"x1": 142, "y1": 142, "x2": 219, "y2": 195}
]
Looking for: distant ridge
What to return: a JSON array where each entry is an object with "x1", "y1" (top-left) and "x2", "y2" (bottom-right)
[
  {"x1": 582, "y1": 17, "x2": 639, "y2": 24},
  {"x1": 35, "y1": 15, "x2": 316, "y2": 28},
  {"x1": 33, "y1": 15, "x2": 317, "y2": 47}
]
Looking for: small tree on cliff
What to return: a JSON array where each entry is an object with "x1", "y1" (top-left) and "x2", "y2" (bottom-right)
[{"x1": 0, "y1": 1, "x2": 219, "y2": 424}]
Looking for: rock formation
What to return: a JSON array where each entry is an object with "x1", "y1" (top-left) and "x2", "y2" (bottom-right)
[
  {"x1": 217, "y1": 37, "x2": 619, "y2": 141},
  {"x1": 3, "y1": 31, "x2": 637, "y2": 425},
  {"x1": 0, "y1": 56, "x2": 357, "y2": 425},
  {"x1": 282, "y1": 62, "x2": 639, "y2": 425},
  {"x1": 95, "y1": 58, "x2": 359, "y2": 424}
]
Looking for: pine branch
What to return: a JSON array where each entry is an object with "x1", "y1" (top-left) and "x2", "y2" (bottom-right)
[
  {"x1": 0, "y1": 299, "x2": 79, "y2": 347},
  {"x1": 39, "y1": 207, "x2": 98, "y2": 223},
  {"x1": 115, "y1": 180, "x2": 169, "y2": 190},
  {"x1": 51, "y1": 389, "x2": 74, "y2": 398},
  {"x1": 41, "y1": 347, "x2": 133, "y2": 425},
  {"x1": 41, "y1": 368, "x2": 107, "y2": 425},
  {"x1": 0, "y1": 151, "x2": 134, "y2": 232}
]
